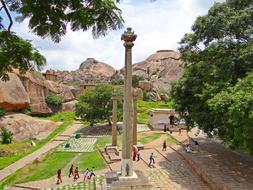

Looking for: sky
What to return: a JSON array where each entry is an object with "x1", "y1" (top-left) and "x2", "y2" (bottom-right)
[{"x1": 4, "y1": 0, "x2": 225, "y2": 71}]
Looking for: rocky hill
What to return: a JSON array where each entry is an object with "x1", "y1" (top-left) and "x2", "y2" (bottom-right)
[
  {"x1": 55, "y1": 58, "x2": 115, "y2": 86},
  {"x1": 116, "y1": 50, "x2": 184, "y2": 92},
  {"x1": 54, "y1": 50, "x2": 184, "y2": 92}
]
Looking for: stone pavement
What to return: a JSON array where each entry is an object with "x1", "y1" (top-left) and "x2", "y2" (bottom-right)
[
  {"x1": 171, "y1": 130, "x2": 253, "y2": 190},
  {"x1": 108, "y1": 133, "x2": 210, "y2": 190},
  {"x1": 0, "y1": 122, "x2": 83, "y2": 182}
]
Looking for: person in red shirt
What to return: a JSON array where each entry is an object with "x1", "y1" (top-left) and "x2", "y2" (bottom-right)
[{"x1": 74, "y1": 167, "x2": 80, "y2": 181}]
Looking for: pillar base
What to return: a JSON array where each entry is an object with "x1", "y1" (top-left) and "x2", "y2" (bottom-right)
[
  {"x1": 103, "y1": 170, "x2": 152, "y2": 190},
  {"x1": 121, "y1": 158, "x2": 133, "y2": 177}
]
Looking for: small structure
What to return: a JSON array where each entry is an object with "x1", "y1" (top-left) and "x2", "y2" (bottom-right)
[
  {"x1": 150, "y1": 108, "x2": 177, "y2": 130},
  {"x1": 79, "y1": 83, "x2": 96, "y2": 91},
  {"x1": 43, "y1": 70, "x2": 58, "y2": 81}
]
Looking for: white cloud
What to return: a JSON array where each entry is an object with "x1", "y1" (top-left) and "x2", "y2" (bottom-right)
[{"x1": 13, "y1": 0, "x2": 225, "y2": 71}]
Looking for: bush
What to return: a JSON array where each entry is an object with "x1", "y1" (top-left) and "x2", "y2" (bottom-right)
[
  {"x1": 45, "y1": 92, "x2": 63, "y2": 107},
  {"x1": 1, "y1": 128, "x2": 13, "y2": 144},
  {"x1": 21, "y1": 108, "x2": 31, "y2": 115},
  {"x1": 0, "y1": 108, "x2": 6, "y2": 117},
  {"x1": 111, "y1": 78, "x2": 124, "y2": 85}
]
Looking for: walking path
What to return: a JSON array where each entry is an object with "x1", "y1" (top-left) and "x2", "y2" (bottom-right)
[
  {"x1": 171, "y1": 129, "x2": 253, "y2": 190},
  {"x1": 0, "y1": 122, "x2": 83, "y2": 182}
]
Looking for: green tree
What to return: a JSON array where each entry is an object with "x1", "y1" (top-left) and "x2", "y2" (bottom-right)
[
  {"x1": 132, "y1": 75, "x2": 144, "y2": 88},
  {"x1": 111, "y1": 78, "x2": 124, "y2": 85},
  {"x1": 75, "y1": 84, "x2": 122, "y2": 125},
  {"x1": 171, "y1": 0, "x2": 253, "y2": 153},
  {"x1": 0, "y1": 0, "x2": 124, "y2": 80},
  {"x1": 45, "y1": 92, "x2": 63, "y2": 110}
]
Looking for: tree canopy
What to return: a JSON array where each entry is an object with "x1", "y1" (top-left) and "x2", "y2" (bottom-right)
[
  {"x1": 171, "y1": 0, "x2": 253, "y2": 154},
  {"x1": 0, "y1": 0, "x2": 124, "y2": 80},
  {"x1": 75, "y1": 84, "x2": 123, "y2": 125}
]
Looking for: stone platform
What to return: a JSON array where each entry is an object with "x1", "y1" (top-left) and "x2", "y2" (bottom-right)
[{"x1": 104, "y1": 170, "x2": 152, "y2": 190}]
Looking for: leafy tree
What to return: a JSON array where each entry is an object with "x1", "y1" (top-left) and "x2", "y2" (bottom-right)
[
  {"x1": 132, "y1": 75, "x2": 144, "y2": 88},
  {"x1": 1, "y1": 128, "x2": 13, "y2": 144},
  {"x1": 208, "y1": 73, "x2": 253, "y2": 154},
  {"x1": 111, "y1": 78, "x2": 124, "y2": 85},
  {"x1": 45, "y1": 92, "x2": 63, "y2": 108},
  {"x1": 75, "y1": 84, "x2": 122, "y2": 125},
  {"x1": 171, "y1": 0, "x2": 253, "y2": 153},
  {"x1": 0, "y1": 0, "x2": 124, "y2": 80}
]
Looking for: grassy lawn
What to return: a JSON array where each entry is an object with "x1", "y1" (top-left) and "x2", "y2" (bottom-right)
[
  {"x1": 138, "y1": 132, "x2": 163, "y2": 144},
  {"x1": 137, "y1": 100, "x2": 174, "y2": 124},
  {"x1": 0, "y1": 135, "x2": 114, "y2": 188},
  {"x1": 0, "y1": 112, "x2": 75, "y2": 170}
]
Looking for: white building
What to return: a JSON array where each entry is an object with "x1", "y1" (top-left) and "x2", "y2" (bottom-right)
[{"x1": 149, "y1": 108, "x2": 177, "y2": 130}]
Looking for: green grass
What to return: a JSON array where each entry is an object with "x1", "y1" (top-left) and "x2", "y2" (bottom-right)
[
  {"x1": 137, "y1": 100, "x2": 174, "y2": 124},
  {"x1": 76, "y1": 150, "x2": 106, "y2": 171},
  {"x1": 167, "y1": 135, "x2": 179, "y2": 145},
  {"x1": 138, "y1": 132, "x2": 163, "y2": 144},
  {"x1": 0, "y1": 112, "x2": 75, "y2": 170},
  {"x1": 0, "y1": 151, "x2": 77, "y2": 189},
  {"x1": 0, "y1": 134, "x2": 112, "y2": 189}
]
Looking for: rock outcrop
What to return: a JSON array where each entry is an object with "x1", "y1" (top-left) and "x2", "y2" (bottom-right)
[
  {"x1": 56, "y1": 58, "x2": 116, "y2": 86},
  {"x1": 61, "y1": 100, "x2": 78, "y2": 112},
  {"x1": 120, "y1": 50, "x2": 184, "y2": 91},
  {"x1": 0, "y1": 71, "x2": 76, "y2": 115},
  {"x1": 0, "y1": 113, "x2": 58, "y2": 141},
  {"x1": 0, "y1": 73, "x2": 30, "y2": 111}
]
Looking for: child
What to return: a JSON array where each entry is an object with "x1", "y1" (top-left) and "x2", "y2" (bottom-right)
[
  {"x1": 83, "y1": 168, "x2": 89, "y2": 180},
  {"x1": 162, "y1": 140, "x2": 167, "y2": 151}
]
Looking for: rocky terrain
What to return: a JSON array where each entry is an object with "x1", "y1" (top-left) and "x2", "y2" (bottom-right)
[
  {"x1": 0, "y1": 70, "x2": 77, "y2": 115},
  {"x1": 54, "y1": 50, "x2": 184, "y2": 96},
  {"x1": 55, "y1": 58, "x2": 116, "y2": 86},
  {"x1": 119, "y1": 50, "x2": 184, "y2": 91},
  {"x1": 0, "y1": 113, "x2": 58, "y2": 141}
]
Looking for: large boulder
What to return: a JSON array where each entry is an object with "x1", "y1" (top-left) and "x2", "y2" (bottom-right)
[
  {"x1": 139, "y1": 80, "x2": 153, "y2": 91},
  {"x1": 133, "y1": 88, "x2": 143, "y2": 100},
  {"x1": 44, "y1": 80, "x2": 75, "y2": 102},
  {"x1": 0, "y1": 113, "x2": 58, "y2": 141},
  {"x1": 16, "y1": 71, "x2": 75, "y2": 115},
  {"x1": 19, "y1": 72, "x2": 52, "y2": 115},
  {"x1": 0, "y1": 73, "x2": 30, "y2": 111},
  {"x1": 61, "y1": 100, "x2": 78, "y2": 112}
]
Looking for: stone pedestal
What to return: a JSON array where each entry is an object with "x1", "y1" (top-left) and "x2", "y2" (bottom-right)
[{"x1": 104, "y1": 170, "x2": 152, "y2": 190}]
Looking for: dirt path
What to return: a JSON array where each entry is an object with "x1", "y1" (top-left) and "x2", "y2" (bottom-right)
[{"x1": 0, "y1": 122, "x2": 83, "y2": 182}]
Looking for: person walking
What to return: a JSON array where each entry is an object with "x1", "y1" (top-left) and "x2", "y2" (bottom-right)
[
  {"x1": 137, "y1": 150, "x2": 140, "y2": 161},
  {"x1": 74, "y1": 167, "x2": 80, "y2": 181},
  {"x1": 83, "y1": 168, "x2": 89, "y2": 180},
  {"x1": 89, "y1": 166, "x2": 96, "y2": 179},
  {"x1": 148, "y1": 152, "x2": 156, "y2": 167},
  {"x1": 132, "y1": 149, "x2": 137, "y2": 161},
  {"x1": 69, "y1": 164, "x2": 74, "y2": 177},
  {"x1": 56, "y1": 169, "x2": 62, "y2": 184},
  {"x1": 162, "y1": 140, "x2": 167, "y2": 151}
]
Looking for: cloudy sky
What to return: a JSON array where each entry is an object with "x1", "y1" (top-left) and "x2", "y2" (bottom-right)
[{"x1": 10, "y1": 0, "x2": 225, "y2": 71}]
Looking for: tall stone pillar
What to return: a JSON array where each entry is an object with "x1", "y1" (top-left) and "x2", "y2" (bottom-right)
[
  {"x1": 133, "y1": 95, "x2": 138, "y2": 145},
  {"x1": 112, "y1": 97, "x2": 117, "y2": 146},
  {"x1": 121, "y1": 27, "x2": 137, "y2": 177}
]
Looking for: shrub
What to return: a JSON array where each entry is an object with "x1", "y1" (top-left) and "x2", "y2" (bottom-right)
[
  {"x1": 45, "y1": 92, "x2": 63, "y2": 107},
  {"x1": 1, "y1": 128, "x2": 13, "y2": 144},
  {"x1": 0, "y1": 108, "x2": 6, "y2": 117},
  {"x1": 111, "y1": 78, "x2": 124, "y2": 85},
  {"x1": 21, "y1": 108, "x2": 32, "y2": 115}
]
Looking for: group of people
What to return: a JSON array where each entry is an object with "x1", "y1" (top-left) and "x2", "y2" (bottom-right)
[
  {"x1": 132, "y1": 147, "x2": 157, "y2": 168},
  {"x1": 56, "y1": 165, "x2": 96, "y2": 185}
]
